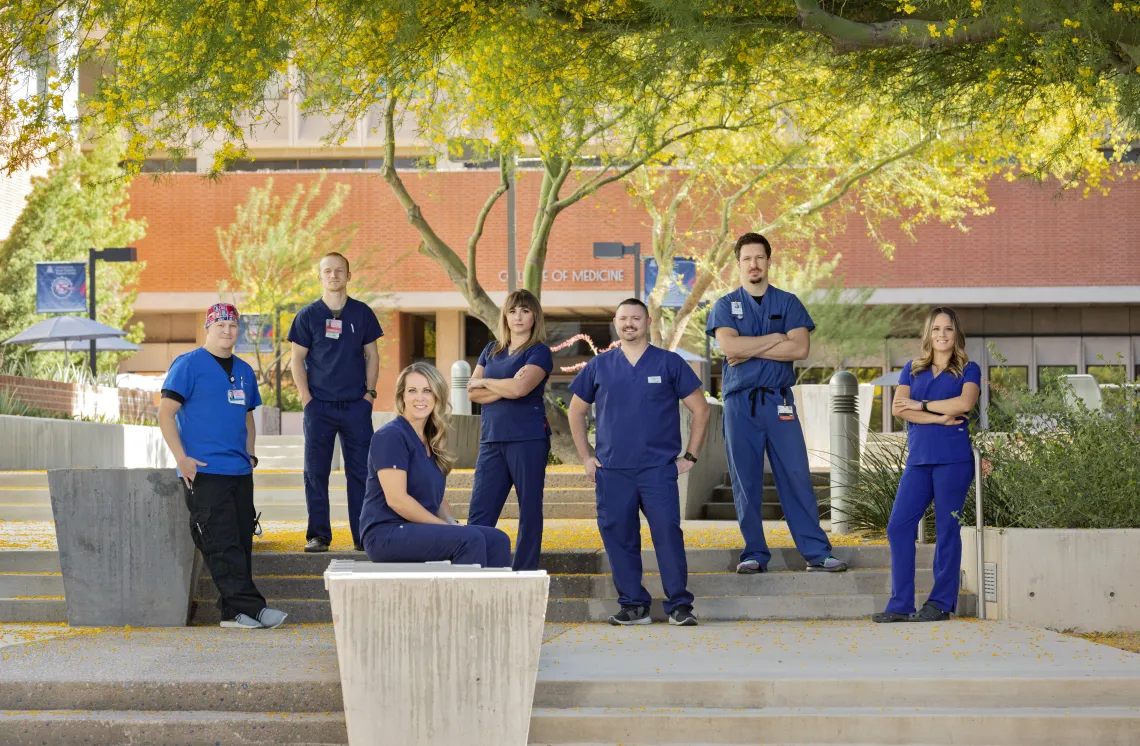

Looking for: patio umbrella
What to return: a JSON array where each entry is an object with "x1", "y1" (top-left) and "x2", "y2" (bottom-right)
[
  {"x1": 4, "y1": 316, "x2": 128, "y2": 345},
  {"x1": 869, "y1": 369, "x2": 903, "y2": 387},
  {"x1": 30, "y1": 337, "x2": 141, "y2": 352}
]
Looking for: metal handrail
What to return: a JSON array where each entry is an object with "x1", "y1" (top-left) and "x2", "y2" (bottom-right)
[{"x1": 972, "y1": 445, "x2": 986, "y2": 620}]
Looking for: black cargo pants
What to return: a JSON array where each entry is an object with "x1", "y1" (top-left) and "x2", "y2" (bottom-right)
[{"x1": 184, "y1": 472, "x2": 267, "y2": 620}]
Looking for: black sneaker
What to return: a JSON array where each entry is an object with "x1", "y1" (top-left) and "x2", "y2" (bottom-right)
[
  {"x1": 668, "y1": 605, "x2": 698, "y2": 627},
  {"x1": 909, "y1": 601, "x2": 951, "y2": 622},
  {"x1": 353, "y1": 542, "x2": 364, "y2": 552},
  {"x1": 872, "y1": 610, "x2": 911, "y2": 623},
  {"x1": 304, "y1": 537, "x2": 330, "y2": 553},
  {"x1": 607, "y1": 605, "x2": 651, "y2": 626}
]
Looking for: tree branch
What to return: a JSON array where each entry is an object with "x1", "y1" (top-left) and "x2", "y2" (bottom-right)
[
  {"x1": 380, "y1": 96, "x2": 500, "y2": 328},
  {"x1": 794, "y1": 0, "x2": 1054, "y2": 52},
  {"x1": 465, "y1": 153, "x2": 510, "y2": 298}
]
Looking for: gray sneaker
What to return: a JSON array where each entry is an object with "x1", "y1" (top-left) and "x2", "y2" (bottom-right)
[
  {"x1": 607, "y1": 605, "x2": 651, "y2": 626},
  {"x1": 808, "y1": 556, "x2": 849, "y2": 573},
  {"x1": 220, "y1": 613, "x2": 263, "y2": 629},
  {"x1": 257, "y1": 608, "x2": 288, "y2": 629}
]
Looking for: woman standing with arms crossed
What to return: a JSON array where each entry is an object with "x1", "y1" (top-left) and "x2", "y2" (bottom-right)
[
  {"x1": 466, "y1": 290, "x2": 554, "y2": 571},
  {"x1": 873, "y1": 307, "x2": 981, "y2": 623},
  {"x1": 359, "y1": 362, "x2": 511, "y2": 567}
]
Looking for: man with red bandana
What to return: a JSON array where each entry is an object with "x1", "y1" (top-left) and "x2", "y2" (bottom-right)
[{"x1": 158, "y1": 303, "x2": 287, "y2": 629}]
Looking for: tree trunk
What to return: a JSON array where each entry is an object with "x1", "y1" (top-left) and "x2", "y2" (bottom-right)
[{"x1": 544, "y1": 394, "x2": 583, "y2": 465}]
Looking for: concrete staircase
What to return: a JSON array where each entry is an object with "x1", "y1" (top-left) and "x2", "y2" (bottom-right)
[
  {"x1": 703, "y1": 469, "x2": 831, "y2": 521},
  {"x1": 1, "y1": 545, "x2": 973, "y2": 625},
  {"x1": 0, "y1": 468, "x2": 599, "y2": 521}
]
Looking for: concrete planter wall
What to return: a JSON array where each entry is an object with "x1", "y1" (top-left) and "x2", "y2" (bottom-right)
[
  {"x1": 325, "y1": 566, "x2": 549, "y2": 745},
  {"x1": 0, "y1": 415, "x2": 175, "y2": 470},
  {"x1": 793, "y1": 384, "x2": 876, "y2": 469},
  {"x1": 961, "y1": 527, "x2": 1140, "y2": 631},
  {"x1": 48, "y1": 468, "x2": 199, "y2": 627},
  {"x1": 679, "y1": 400, "x2": 727, "y2": 519}
]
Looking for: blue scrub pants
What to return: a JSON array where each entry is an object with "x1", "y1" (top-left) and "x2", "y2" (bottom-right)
[
  {"x1": 885, "y1": 461, "x2": 973, "y2": 615},
  {"x1": 723, "y1": 388, "x2": 832, "y2": 568},
  {"x1": 303, "y1": 398, "x2": 374, "y2": 544},
  {"x1": 596, "y1": 464, "x2": 694, "y2": 614},
  {"x1": 467, "y1": 439, "x2": 550, "y2": 571},
  {"x1": 362, "y1": 522, "x2": 512, "y2": 567}
]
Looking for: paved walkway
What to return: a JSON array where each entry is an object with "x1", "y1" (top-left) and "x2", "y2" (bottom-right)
[{"x1": 0, "y1": 620, "x2": 1134, "y2": 690}]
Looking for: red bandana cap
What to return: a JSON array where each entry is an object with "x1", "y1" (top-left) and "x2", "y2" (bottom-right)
[{"x1": 205, "y1": 302, "x2": 239, "y2": 328}]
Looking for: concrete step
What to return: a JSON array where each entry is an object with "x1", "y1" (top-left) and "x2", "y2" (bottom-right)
[
  {"x1": 528, "y1": 706, "x2": 1140, "y2": 745},
  {"x1": 724, "y1": 470, "x2": 830, "y2": 488},
  {"x1": 703, "y1": 501, "x2": 830, "y2": 521},
  {"x1": 197, "y1": 569, "x2": 936, "y2": 602},
  {"x1": 0, "y1": 472, "x2": 49, "y2": 487},
  {"x1": 0, "y1": 572, "x2": 63, "y2": 596},
  {"x1": 193, "y1": 591, "x2": 974, "y2": 625},
  {"x1": 0, "y1": 550, "x2": 62, "y2": 573},
  {"x1": 0, "y1": 710, "x2": 347, "y2": 745},
  {"x1": 258, "y1": 435, "x2": 307, "y2": 446},
  {"x1": 708, "y1": 485, "x2": 830, "y2": 504},
  {"x1": 256, "y1": 456, "x2": 305, "y2": 469},
  {"x1": 0, "y1": 596, "x2": 67, "y2": 622}
]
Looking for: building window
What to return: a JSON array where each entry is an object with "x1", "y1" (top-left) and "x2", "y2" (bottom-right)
[
  {"x1": 465, "y1": 315, "x2": 493, "y2": 359},
  {"x1": 1087, "y1": 364, "x2": 1127, "y2": 385},
  {"x1": 138, "y1": 158, "x2": 197, "y2": 173},
  {"x1": 410, "y1": 315, "x2": 435, "y2": 366},
  {"x1": 1037, "y1": 365, "x2": 1077, "y2": 390},
  {"x1": 225, "y1": 157, "x2": 422, "y2": 172}
]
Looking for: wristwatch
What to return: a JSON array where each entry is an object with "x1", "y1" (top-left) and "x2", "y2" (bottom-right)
[
  {"x1": 682, "y1": 452, "x2": 698, "y2": 464},
  {"x1": 366, "y1": 389, "x2": 377, "y2": 399},
  {"x1": 921, "y1": 400, "x2": 930, "y2": 412},
  {"x1": 250, "y1": 455, "x2": 259, "y2": 468}
]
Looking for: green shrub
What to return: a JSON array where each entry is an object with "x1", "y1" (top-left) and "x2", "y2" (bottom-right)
[{"x1": 970, "y1": 391, "x2": 1140, "y2": 529}]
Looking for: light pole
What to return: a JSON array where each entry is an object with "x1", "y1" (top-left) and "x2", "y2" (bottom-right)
[
  {"x1": 87, "y1": 247, "x2": 138, "y2": 377},
  {"x1": 592, "y1": 241, "x2": 642, "y2": 300}
]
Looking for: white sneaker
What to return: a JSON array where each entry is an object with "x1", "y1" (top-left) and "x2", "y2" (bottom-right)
[{"x1": 220, "y1": 613, "x2": 263, "y2": 629}]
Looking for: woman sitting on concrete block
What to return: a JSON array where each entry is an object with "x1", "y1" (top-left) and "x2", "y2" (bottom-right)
[{"x1": 359, "y1": 362, "x2": 512, "y2": 567}]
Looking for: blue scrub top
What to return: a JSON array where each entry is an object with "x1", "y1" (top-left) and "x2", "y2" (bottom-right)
[
  {"x1": 706, "y1": 286, "x2": 815, "y2": 397},
  {"x1": 569, "y1": 345, "x2": 703, "y2": 469},
  {"x1": 360, "y1": 416, "x2": 447, "y2": 537},
  {"x1": 287, "y1": 297, "x2": 384, "y2": 402},
  {"x1": 476, "y1": 341, "x2": 553, "y2": 443},
  {"x1": 164, "y1": 347, "x2": 262, "y2": 476},
  {"x1": 899, "y1": 360, "x2": 982, "y2": 465}
]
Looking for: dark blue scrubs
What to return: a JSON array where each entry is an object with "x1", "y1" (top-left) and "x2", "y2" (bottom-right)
[
  {"x1": 287, "y1": 297, "x2": 383, "y2": 545},
  {"x1": 706, "y1": 285, "x2": 833, "y2": 568},
  {"x1": 360, "y1": 417, "x2": 511, "y2": 567},
  {"x1": 886, "y1": 360, "x2": 982, "y2": 615},
  {"x1": 467, "y1": 342, "x2": 553, "y2": 571},
  {"x1": 569, "y1": 345, "x2": 701, "y2": 614}
]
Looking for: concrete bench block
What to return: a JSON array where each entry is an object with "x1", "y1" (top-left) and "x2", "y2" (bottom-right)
[
  {"x1": 47, "y1": 468, "x2": 198, "y2": 627},
  {"x1": 325, "y1": 565, "x2": 549, "y2": 745}
]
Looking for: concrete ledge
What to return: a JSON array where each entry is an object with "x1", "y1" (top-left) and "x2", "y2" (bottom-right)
[
  {"x1": 962, "y1": 527, "x2": 1140, "y2": 631},
  {"x1": 326, "y1": 567, "x2": 549, "y2": 745},
  {"x1": 0, "y1": 415, "x2": 174, "y2": 470}
]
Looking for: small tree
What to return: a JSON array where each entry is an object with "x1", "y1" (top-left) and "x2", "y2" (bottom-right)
[
  {"x1": 217, "y1": 175, "x2": 389, "y2": 407},
  {"x1": 0, "y1": 135, "x2": 146, "y2": 379}
]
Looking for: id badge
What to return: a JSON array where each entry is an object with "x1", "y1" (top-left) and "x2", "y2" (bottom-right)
[
  {"x1": 325, "y1": 319, "x2": 342, "y2": 339},
  {"x1": 228, "y1": 388, "x2": 247, "y2": 406},
  {"x1": 777, "y1": 404, "x2": 795, "y2": 421},
  {"x1": 731, "y1": 300, "x2": 744, "y2": 318}
]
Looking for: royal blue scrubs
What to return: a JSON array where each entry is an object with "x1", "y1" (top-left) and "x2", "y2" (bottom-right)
[
  {"x1": 164, "y1": 347, "x2": 261, "y2": 476},
  {"x1": 569, "y1": 345, "x2": 701, "y2": 614},
  {"x1": 706, "y1": 285, "x2": 832, "y2": 568},
  {"x1": 885, "y1": 360, "x2": 982, "y2": 615},
  {"x1": 467, "y1": 342, "x2": 553, "y2": 571},
  {"x1": 360, "y1": 417, "x2": 511, "y2": 567},
  {"x1": 288, "y1": 297, "x2": 384, "y2": 545}
]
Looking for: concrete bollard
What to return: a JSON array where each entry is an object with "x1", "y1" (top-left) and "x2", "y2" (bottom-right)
[
  {"x1": 47, "y1": 468, "x2": 200, "y2": 626},
  {"x1": 451, "y1": 359, "x2": 472, "y2": 415},
  {"x1": 829, "y1": 370, "x2": 860, "y2": 535},
  {"x1": 325, "y1": 563, "x2": 549, "y2": 745}
]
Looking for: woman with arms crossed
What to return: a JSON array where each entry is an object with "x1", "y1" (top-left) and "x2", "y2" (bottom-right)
[
  {"x1": 466, "y1": 290, "x2": 554, "y2": 571},
  {"x1": 359, "y1": 362, "x2": 511, "y2": 567},
  {"x1": 873, "y1": 307, "x2": 981, "y2": 623}
]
